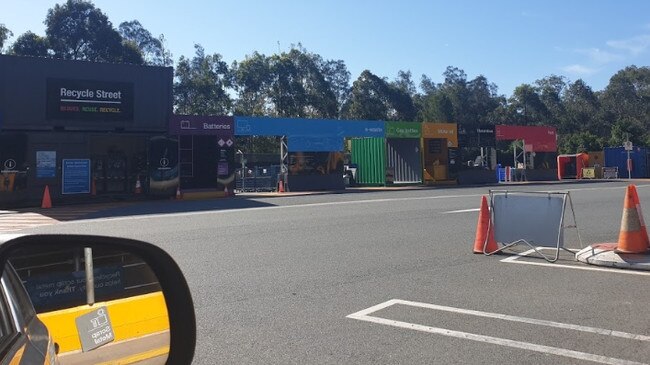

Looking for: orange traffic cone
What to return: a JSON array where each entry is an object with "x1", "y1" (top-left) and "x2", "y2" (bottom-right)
[
  {"x1": 473, "y1": 195, "x2": 499, "y2": 254},
  {"x1": 224, "y1": 186, "x2": 229, "y2": 196},
  {"x1": 615, "y1": 185, "x2": 650, "y2": 253},
  {"x1": 175, "y1": 185, "x2": 182, "y2": 200},
  {"x1": 135, "y1": 176, "x2": 142, "y2": 194},
  {"x1": 278, "y1": 180, "x2": 285, "y2": 193},
  {"x1": 41, "y1": 185, "x2": 52, "y2": 209}
]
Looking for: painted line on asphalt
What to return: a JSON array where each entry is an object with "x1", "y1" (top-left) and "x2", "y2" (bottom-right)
[
  {"x1": 500, "y1": 247, "x2": 650, "y2": 276},
  {"x1": 348, "y1": 299, "x2": 649, "y2": 365},
  {"x1": 441, "y1": 208, "x2": 480, "y2": 214}
]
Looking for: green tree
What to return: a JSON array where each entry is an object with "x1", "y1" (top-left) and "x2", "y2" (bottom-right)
[
  {"x1": 466, "y1": 75, "x2": 499, "y2": 125},
  {"x1": 563, "y1": 79, "x2": 603, "y2": 136},
  {"x1": 119, "y1": 20, "x2": 172, "y2": 66},
  {"x1": 319, "y1": 59, "x2": 351, "y2": 118},
  {"x1": 416, "y1": 92, "x2": 454, "y2": 122},
  {"x1": 343, "y1": 70, "x2": 390, "y2": 120},
  {"x1": 600, "y1": 66, "x2": 650, "y2": 144},
  {"x1": 267, "y1": 46, "x2": 338, "y2": 118},
  {"x1": 509, "y1": 84, "x2": 548, "y2": 125},
  {"x1": 231, "y1": 52, "x2": 272, "y2": 116},
  {"x1": 174, "y1": 44, "x2": 232, "y2": 115},
  {"x1": 45, "y1": 0, "x2": 142, "y2": 63},
  {"x1": 343, "y1": 70, "x2": 415, "y2": 121},
  {"x1": 439, "y1": 66, "x2": 471, "y2": 124},
  {"x1": 558, "y1": 132, "x2": 603, "y2": 154},
  {"x1": 534, "y1": 75, "x2": 567, "y2": 130},
  {"x1": 10, "y1": 32, "x2": 50, "y2": 57},
  {"x1": 0, "y1": 24, "x2": 12, "y2": 52},
  {"x1": 393, "y1": 70, "x2": 417, "y2": 96}
]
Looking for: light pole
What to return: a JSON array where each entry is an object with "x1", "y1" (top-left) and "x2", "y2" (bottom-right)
[{"x1": 236, "y1": 150, "x2": 245, "y2": 192}]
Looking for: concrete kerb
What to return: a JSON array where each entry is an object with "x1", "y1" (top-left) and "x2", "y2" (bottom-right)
[
  {"x1": 236, "y1": 179, "x2": 623, "y2": 198},
  {"x1": 575, "y1": 243, "x2": 650, "y2": 271}
]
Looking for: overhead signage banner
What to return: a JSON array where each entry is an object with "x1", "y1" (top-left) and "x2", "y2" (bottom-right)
[
  {"x1": 288, "y1": 136, "x2": 344, "y2": 152},
  {"x1": 422, "y1": 123, "x2": 458, "y2": 147},
  {"x1": 46, "y1": 78, "x2": 134, "y2": 121},
  {"x1": 495, "y1": 125, "x2": 557, "y2": 152},
  {"x1": 385, "y1": 121, "x2": 421, "y2": 139},
  {"x1": 234, "y1": 117, "x2": 384, "y2": 138},
  {"x1": 337, "y1": 120, "x2": 385, "y2": 138},
  {"x1": 458, "y1": 124, "x2": 496, "y2": 147},
  {"x1": 169, "y1": 115, "x2": 234, "y2": 137}
]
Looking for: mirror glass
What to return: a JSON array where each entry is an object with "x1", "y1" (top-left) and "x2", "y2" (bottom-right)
[{"x1": 1, "y1": 244, "x2": 169, "y2": 365}]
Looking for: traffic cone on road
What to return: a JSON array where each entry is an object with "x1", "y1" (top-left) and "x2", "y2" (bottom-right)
[
  {"x1": 473, "y1": 195, "x2": 498, "y2": 254},
  {"x1": 615, "y1": 185, "x2": 650, "y2": 253},
  {"x1": 175, "y1": 185, "x2": 183, "y2": 200},
  {"x1": 278, "y1": 180, "x2": 285, "y2": 193},
  {"x1": 41, "y1": 185, "x2": 52, "y2": 209},
  {"x1": 224, "y1": 186, "x2": 229, "y2": 197}
]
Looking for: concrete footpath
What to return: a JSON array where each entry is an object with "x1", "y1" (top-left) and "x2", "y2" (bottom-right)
[{"x1": 576, "y1": 243, "x2": 650, "y2": 271}]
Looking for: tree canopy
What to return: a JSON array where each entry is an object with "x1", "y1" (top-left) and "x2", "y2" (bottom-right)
[
  {"x1": 3, "y1": 1, "x2": 650, "y2": 153},
  {"x1": 0, "y1": 24, "x2": 12, "y2": 51}
]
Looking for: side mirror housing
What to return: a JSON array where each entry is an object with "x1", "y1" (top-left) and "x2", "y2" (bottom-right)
[{"x1": 0, "y1": 234, "x2": 195, "y2": 365}]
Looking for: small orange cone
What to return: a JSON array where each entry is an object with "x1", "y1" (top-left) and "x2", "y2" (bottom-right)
[
  {"x1": 615, "y1": 185, "x2": 650, "y2": 253},
  {"x1": 176, "y1": 185, "x2": 182, "y2": 200},
  {"x1": 473, "y1": 195, "x2": 498, "y2": 254},
  {"x1": 135, "y1": 176, "x2": 142, "y2": 194},
  {"x1": 278, "y1": 180, "x2": 285, "y2": 193},
  {"x1": 224, "y1": 186, "x2": 229, "y2": 196},
  {"x1": 41, "y1": 185, "x2": 52, "y2": 209}
]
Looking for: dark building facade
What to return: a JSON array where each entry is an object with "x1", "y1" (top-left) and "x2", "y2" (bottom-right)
[{"x1": 0, "y1": 55, "x2": 173, "y2": 207}]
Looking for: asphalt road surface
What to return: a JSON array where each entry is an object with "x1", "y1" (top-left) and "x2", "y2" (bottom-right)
[{"x1": 21, "y1": 181, "x2": 650, "y2": 364}]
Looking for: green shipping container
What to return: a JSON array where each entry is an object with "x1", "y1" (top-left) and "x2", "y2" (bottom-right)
[{"x1": 351, "y1": 138, "x2": 386, "y2": 186}]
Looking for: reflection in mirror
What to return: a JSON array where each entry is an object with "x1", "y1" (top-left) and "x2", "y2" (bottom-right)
[{"x1": 5, "y1": 244, "x2": 169, "y2": 365}]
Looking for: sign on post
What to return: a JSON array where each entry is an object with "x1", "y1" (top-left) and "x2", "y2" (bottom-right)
[
  {"x1": 623, "y1": 141, "x2": 633, "y2": 151},
  {"x1": 75, "y1": 306, "x2": 114, "y2": 352}
]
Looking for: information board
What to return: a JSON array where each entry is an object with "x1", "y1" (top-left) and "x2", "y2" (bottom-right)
[
  {"x1": 36, "y1": 151, "x2": 57, "y2": 178},
  {"x1": 62, "y1": 159, "x2": 91, "y2": 194}
]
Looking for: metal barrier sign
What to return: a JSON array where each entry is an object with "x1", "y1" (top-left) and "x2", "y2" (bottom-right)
[
  {"x1": 488, "y1": 190, "x2": 582, "y2": 262},
  {"x1": 603, "y1": 167, "x2": 618, "y2": 179},
  {"x1": 75, "y1": 306, "x2": 114, "y2": 352}
]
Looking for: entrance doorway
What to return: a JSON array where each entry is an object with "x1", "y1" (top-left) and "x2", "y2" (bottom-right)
[{"x1": 90, "y1": 135, "x2": 147, "y2": 195}]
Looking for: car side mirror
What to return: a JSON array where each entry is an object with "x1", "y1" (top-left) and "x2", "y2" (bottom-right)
[{"x1": 0, "y1": 234, "x2": 195, "y2": 365}]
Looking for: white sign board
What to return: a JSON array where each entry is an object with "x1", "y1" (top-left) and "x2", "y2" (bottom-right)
[
  {"x1": 624, "y1": 141, "x2": 633, "y2": 151},
  {"x1": 75, "y1": 306, "x2": 114, "y2": 352}
]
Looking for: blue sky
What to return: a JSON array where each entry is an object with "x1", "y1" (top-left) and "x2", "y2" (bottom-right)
[{"x1": 3, "y1": 0, "x2": 650, "y2": 96}]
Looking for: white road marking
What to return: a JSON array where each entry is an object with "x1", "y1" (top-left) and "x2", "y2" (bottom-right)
[
  {"x1": 500, "y1": 247, "x2": 650, "y2": 276},
  {"x1": 441, "y1": 208, "x2": 480, "y2": 214},
  {"x1": 348, "y1": 299, "x2": 649, "y2": 365}
]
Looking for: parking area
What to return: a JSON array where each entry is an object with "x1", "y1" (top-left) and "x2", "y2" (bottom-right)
[{"x1": 348, "y1": 298, "x2": 650, "y2": 365}]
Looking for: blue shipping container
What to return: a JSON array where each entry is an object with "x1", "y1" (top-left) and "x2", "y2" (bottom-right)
[{"x1": 604, "y1": 147, "x2": 649, "y2": 178}]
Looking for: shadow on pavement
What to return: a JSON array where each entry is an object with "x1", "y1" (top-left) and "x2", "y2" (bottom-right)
[{"x1": 79, "y1": 197, "x2": 279, "y2": 220}]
